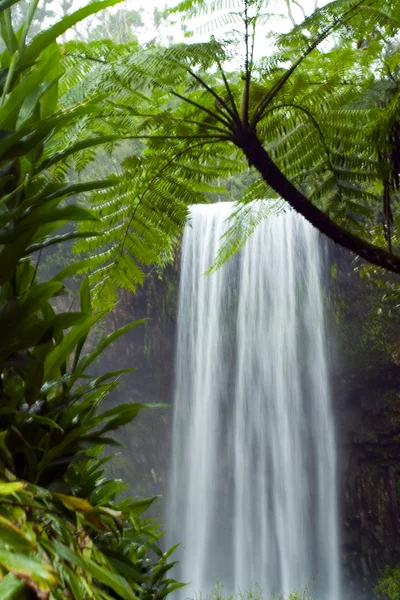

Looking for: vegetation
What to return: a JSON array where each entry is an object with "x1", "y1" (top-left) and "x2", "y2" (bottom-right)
[
  {"x1": 0, "y1": 1, "x2": 182, "y2": 598},
  {"x1": 2, "y1": 0, "x2": 400, "y2": 597},
  {"x1": 188, "y1": 583, "x2": 313, "y2": 600},
  {"x1": 56, "y1": 0, "x2": 400, "y2": 286},
  {"x1": 375, "y1": 566, "x2": 400, "y2": 600}
]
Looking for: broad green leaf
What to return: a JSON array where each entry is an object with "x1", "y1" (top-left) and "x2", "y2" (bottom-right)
[
  {"x1": 52, "y1": 257, "x2": 100, "y2": 282},
  {"x1": 0, "y1": 515, "x2": 34, "y2": 552},
  {"x1": 0, "y1": 548, "x2": 56, "y2": 583},
  {"x1": 16, "y1": 414, "x2": 64, "y2": 432},
  {"x1": 0, "y1": 0, "x2": 20, "y2": 12},
  {"x1": 37, "y1": 135, "x2": 122, "y2": 172},
  {"x1": 85, "y1": 559, "x2": 137, "y2": 600},
  {"x1": 0, "y1": 482, "x2": 24, "y2": 494},
  {"x1": 0, "y1": 49, "x2": 57, "y2": 129},
  {"x1": 0, "y1": 573, "x2": 28, "y2": 600},
  {"x1": 44, "y1": 313, "x2": 104, "y2": 381},
  {"x1": 76, "y1": 319, "x2": 146, "y2": 376},
  {"x1": 26, "y1": 230, "x2": 101, "y2": 254},
  {"x1": 53, "y1": 493, "x2": 93, "y2": 513},
  {"x1": 162, "y1": 543, "x2": 181, "y2": 562},
  {"x1": 92, "y1": 403, "x2": 156, "y2": 434},
  {"x1": 0, "y1": 231, "x2": 33, "y2": 285},
  {"x1": 121, "y1": 496, "x2": 157, "y2": 516},
  {"x1": 102, "y1": 549, "x2": 144, "y2": 584},
  {"x1": 72, "y1": 277, "x2": 92, "y2": 373},
  {"x1": 39, "y1": 43, "x2": 61, "y2": 118},
  {"x1": 25, "y1": 179, "x2": 119, "y2": 209},
  {"x1": 0, "y1": 9, "x2": 17, "y2": 55},
  {"x1": 18, "y1": 77, "x2": 60, "y2": 128},
  {"x1": 0, "y1": 281, "x2": 63, "y2": 347},
  {"x1": 79, "y1": 277, "x2": 91, "y2": 315},
  {"x1": 0, "y1": 104, "x2": 101, "y2": 159},
  {"x1": 0, "y1": 206, "x2": 98, "y2": 241}
]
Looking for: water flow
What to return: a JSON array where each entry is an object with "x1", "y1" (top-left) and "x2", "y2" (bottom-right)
[{"x1": 167, "y1": 202, "x2": 341, "y2": 599}]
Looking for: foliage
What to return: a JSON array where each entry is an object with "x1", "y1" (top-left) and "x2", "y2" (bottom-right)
[
  {"x1": 0, "y1": 0, "x2": 206, "y2": 312},
  {"x1": 61, "y1": 0, "x2": 400, "y2": 280},
  {"x1": 0, "y1": 2, "x2": 182, "y2": 598},
  {"x1": 375, "y1": 565, "x2": 400, "y2": 600},
  {"x1": 188, "y1": 583, "x2": 314, "y2": 600},
  {"x1": 0, "y1": 460, "x2": 181, "y2": 600}
]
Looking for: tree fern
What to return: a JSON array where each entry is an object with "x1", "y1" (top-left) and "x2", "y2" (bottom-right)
[
  {"x1": 68, "y1": 0, "x2": 400, "y2": 277},
  {"x1": 29, "y1": 0, "x2": 400, "y2": 299}
]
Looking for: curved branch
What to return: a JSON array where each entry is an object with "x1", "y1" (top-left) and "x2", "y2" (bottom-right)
[
  {"x1": 262, "y1": 102, "x2": 337, "y2": 183},
  {"x1": 236, "y1": 131, "x2": 400, "y2": 275}
]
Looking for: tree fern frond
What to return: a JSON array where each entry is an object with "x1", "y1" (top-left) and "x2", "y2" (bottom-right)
[{"x1": 208, "y1": 197, "x2": 286, "y2": 273}]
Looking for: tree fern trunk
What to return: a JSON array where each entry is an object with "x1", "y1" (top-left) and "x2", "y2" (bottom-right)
[{"x1": 239, "y1": 132, "x2": 400, "y2": 275}]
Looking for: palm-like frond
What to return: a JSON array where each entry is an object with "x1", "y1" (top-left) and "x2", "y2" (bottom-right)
[{"x1": 46, "y1": 0, "x2": 400, "y2": 287}]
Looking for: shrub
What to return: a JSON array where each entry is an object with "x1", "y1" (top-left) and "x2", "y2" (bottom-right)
[{"x1": 0, "y1": 1, "x2": 181, "y2": 598}]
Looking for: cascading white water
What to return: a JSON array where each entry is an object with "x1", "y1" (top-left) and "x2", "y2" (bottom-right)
[{"x1": 167, "y1": 201, "x2": 341, "y2": 599}]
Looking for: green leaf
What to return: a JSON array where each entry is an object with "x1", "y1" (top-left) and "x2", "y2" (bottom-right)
[
  {"x1": 79, "y1": 276, "x2": 91, "y2": 314},
  {"x1": 0, "y1": 49, "x2": 57, "y2": 129},
  {"x1": 71, "y1": 277, "x2": 92, "y2": 373},
  {"x1": 39, "y1": 43, "x2": 61, "y2": 118},
  {"x1": 51, "y1": 257, "x2": 99, "y2": 282},
  {"x1": 44, "y1": 313, "x2": 104, "y2": 381},
  {"x1": 0, "y1": 573, "x2": 28, "y2": 600},
  {"x1": 0, "y1": 281, "x2": 63, "y2": 349},
  {"x1": 76, "y1": 319, "x2": 145, "y2": 377},
  {"x1": 26, "y1": 179, "x2": 119, "y2": 208},
  {"x1": 0, "y1": 0, "x2": 20, "y2": 12},
  {"x1": 0, "y1": 9, "x2": 17, "y2": 55},
  {"x1": 16, "y1": 414, "x2": 64, "y2": 432},
  {"x1": 26, "y1": 230, "x2": 101, "y2": 254},
  {"x1": 92, "y1": 403, "x2": 159, "y2": 435},
  {"x1": 121, "y1": 496, "x2": 158, "y2": 515},
  {"x1": 37, "y1": 135, "x2": 123, "y2": 172},
  {"x1": 85, "y1": 559, "x2": 137, "y2": 600},
  {"x1": 0, "y1": 548, "x2": 56, "y2": 584},
  {"x1": 0, "y1": 515, "x2": 34, "y2": 553},
  {"x1": 0, "y1": 231, "x2": 33, "y2": 285},
  {"x1": 0, "y1": 482, "x2": 24, "y2": 494},
  {"x1": 53, "y1": 493, "x2": 93, "y2": 513},
  {"x1": 0, "y1": 206, "x2": 98, "y2": 244}
]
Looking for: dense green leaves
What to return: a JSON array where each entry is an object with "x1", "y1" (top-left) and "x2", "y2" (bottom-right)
[
  {"x1": 64, "y1": 0, "x2": 400, "y2": 276},
  {"x1": 0, "y1": 3, "x2": 181, "y2": 599}
]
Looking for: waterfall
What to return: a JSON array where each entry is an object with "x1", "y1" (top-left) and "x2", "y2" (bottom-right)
[{"x1": 167, "y1": 201, "x2": 341, "y2": 600}]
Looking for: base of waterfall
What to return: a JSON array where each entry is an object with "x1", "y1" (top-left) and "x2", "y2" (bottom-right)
[
  {"x1": 187, "y1": 582, "x2": 317, "y2": 600},
  {"x1": 166, "y1": 201, "x2": 342, "y2": 600}
]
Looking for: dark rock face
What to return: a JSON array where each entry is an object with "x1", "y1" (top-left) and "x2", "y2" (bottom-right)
[
  {"x1": 329, "y1": 252, "x2": 400, "y2": 598},
  {"x1": 99, "y1": 263, "x2": 179, "y2": 516},
  {"x1": 335, "y1": 365, "x2": 400, "y2": 598}
]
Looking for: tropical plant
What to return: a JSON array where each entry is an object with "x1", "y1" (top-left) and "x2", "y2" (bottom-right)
[
  {"x1": 63, "y1": 0, "x2": 400, "y2": 282},
  {"x1": 375, "y1": 565, "x2": 400, "y2": 600},
  {"x1": 0, "y1": 272, "x2": 182, "y2": 598},
  {"x1": 0, "y1": 2, "x2": 182, "y2": 598}
]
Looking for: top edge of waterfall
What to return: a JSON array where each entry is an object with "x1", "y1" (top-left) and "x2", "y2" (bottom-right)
[{"x1": 188, "y1": 198, "x2": 286, "y2": 213}]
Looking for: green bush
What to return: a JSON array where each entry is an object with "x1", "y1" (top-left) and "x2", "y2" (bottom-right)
[
  {"x1": 0, "y1": 2, "x2": 181, "y2": 598},
  {"x1": 375, "y1": 566, "x2": 400, "y2": 600}
]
